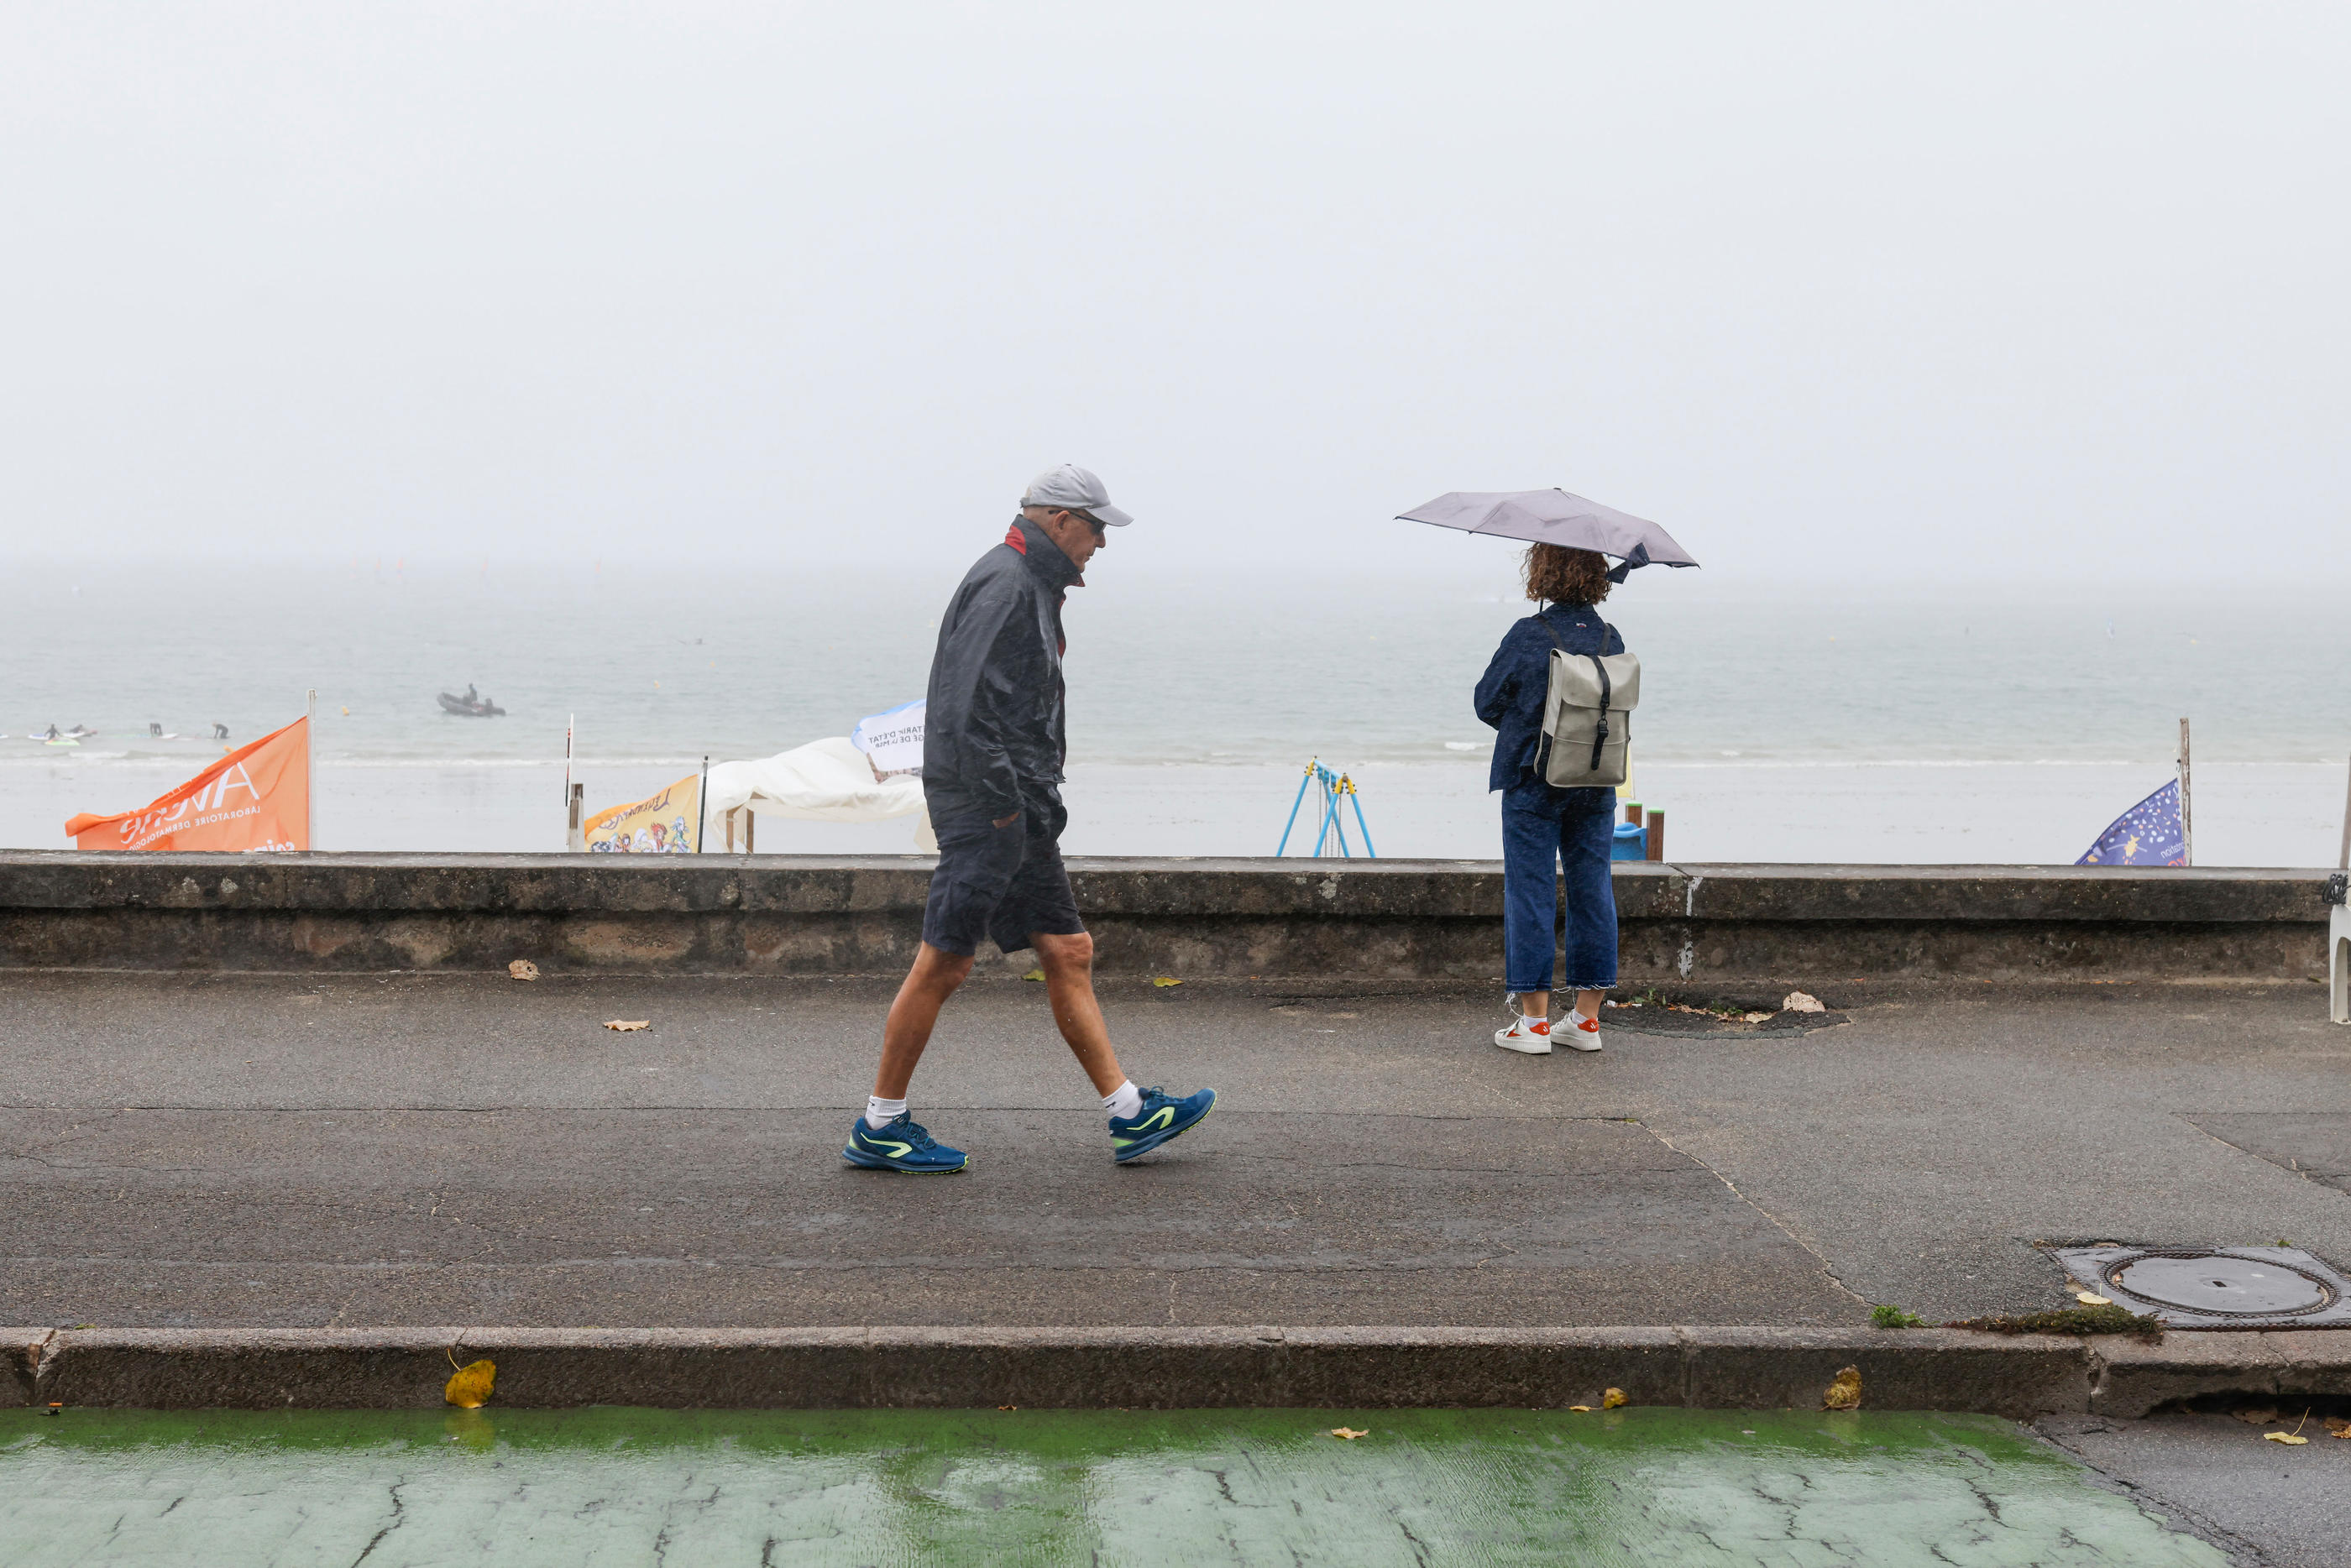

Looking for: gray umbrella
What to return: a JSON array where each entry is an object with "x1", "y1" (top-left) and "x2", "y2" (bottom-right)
[{"x1": 1398, "y1": 489, "x2": 1699, "y2": 582}]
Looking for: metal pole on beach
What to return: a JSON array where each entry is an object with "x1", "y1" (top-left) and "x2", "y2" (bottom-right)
[
  {"x1": 564, "y1": 715, "x2": 574, "y2": 850},
  {"x1": 2177, "y1": 718, "x2": 2193, "y2": 867},
  {"x1": 2338, "y1": 751, "x2": 2351, "y2": 872},
  {"x1": 304, "y1": 689, "x2": 317, "y2": 851},
  {"x1": 2336, "y1": 751, "x2": 2351, "y2": 1027},
  {"x1": 696, "y1": 755, "x2": 709, "y2": 853}
]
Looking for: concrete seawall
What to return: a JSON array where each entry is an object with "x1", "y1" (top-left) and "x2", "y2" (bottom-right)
[{"x1": 0, "y1": 852, "x2": 2333, "y2": 982}]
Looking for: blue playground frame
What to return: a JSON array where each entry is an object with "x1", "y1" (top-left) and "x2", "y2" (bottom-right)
[{"x1": 1275, "y1": 760, "x2": 1378, "y2": 858}]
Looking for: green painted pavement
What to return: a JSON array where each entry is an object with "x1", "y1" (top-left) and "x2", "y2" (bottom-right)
[{"x1": 0, "y1": 1407, "x2": 2226, "y2": 1566}]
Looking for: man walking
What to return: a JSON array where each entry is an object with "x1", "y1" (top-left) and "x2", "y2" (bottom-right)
[{"x1": 845, "y1": 464, "x2": 1218, "y2": 1173}]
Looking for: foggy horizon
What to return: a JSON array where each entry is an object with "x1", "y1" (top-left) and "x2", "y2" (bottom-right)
[{"x1": 7, "y1": 3, "x2": 2348, "y2": 588}]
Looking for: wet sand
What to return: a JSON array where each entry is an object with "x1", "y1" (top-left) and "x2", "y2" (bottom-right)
[{"x1": 4, "y1": 757, "x2": 2344, "y2": 864}]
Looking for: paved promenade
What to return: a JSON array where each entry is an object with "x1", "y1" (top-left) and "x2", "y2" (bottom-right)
[{"x1": 6, "y1": 968, "x2": 2348, "y2": 1332}]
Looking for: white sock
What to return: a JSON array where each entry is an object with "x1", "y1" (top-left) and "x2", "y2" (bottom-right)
[
  {"x1": 1520, "y1": 1013, "x2": 1550, "y2": 1031},
  {"x1": 1104, "y1": 1080, "x2": 1144, "y2": 1121},
  {"x1": 865, "y1": 1095, "x2": 906, "y2": 1130}
]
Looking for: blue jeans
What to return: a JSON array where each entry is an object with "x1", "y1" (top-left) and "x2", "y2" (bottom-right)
[{"x1": 1501, "y1": 778, "x2": 1620, "y2": 995}]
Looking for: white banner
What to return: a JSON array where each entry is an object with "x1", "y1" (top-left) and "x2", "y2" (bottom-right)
[{"x1": 850, "y1": 698, "x2": 925, "y2": 776}]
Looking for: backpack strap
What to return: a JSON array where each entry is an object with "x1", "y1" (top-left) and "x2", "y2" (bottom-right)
[{"x1": 1584, "y1": 630, "x2": 1613, "y2": 773}]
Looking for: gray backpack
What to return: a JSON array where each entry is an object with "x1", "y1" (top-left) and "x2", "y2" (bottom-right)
[{"x1": 1537, "y1": 615, "x2": 1639, "y2": 788}]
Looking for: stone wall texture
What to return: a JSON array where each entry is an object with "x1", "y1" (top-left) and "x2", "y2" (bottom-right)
[{"x1": 0, "y1": 852, "x2": 2333, "y2": 982}]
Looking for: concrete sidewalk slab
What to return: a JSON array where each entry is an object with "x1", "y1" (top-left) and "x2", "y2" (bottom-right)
[
  {"x1": 5, "y1": 970, "x2": 2350, "y2": 1333},
  {"x1": 0, "y1": 1106, "x2": 1847, "y2": 1328}
]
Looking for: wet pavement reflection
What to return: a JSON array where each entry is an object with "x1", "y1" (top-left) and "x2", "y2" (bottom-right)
[{"x1": 0, "y1": 1405, "x2": 2231, "y2": 1565}]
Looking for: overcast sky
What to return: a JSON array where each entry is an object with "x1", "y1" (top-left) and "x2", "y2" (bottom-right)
[{"x1": 5, "y1": 2, "x2": 2346, "y2": 586}]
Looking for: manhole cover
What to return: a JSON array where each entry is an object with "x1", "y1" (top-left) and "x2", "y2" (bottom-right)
[
  {"x1": 2111, "y1": 1254, "x2": 2333, "y2": 1315},
  {"x1": 2051, "y1": 1244, "x2": 2351, "y2": 1327}
]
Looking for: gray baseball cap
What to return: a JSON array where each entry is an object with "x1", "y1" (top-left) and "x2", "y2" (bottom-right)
[{"x1": 1022, "y1": 463, "x2": 1133, "y2": 527}]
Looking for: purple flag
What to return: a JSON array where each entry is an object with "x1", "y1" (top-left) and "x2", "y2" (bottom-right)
[{"x1": 2076, "y1": 778, "x2": 2186, "y2": 866}]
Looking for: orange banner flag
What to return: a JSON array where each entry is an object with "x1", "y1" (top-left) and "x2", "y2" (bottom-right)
[
  {"x1": 582, "y1": 771, "x2": 702, "y2": 853},
  {"x1": 65, "y1": 716, "x2": 312, "y2": 852}
]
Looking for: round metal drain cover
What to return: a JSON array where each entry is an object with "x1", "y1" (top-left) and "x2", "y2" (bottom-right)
[{"x1": 2109, "y1": 1253, "x2": 2336, "y2": 1316}]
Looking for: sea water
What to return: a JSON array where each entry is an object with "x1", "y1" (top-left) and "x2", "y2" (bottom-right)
[{"x1": 4, "y1": 560, "x2": 2346, "y2": 862}]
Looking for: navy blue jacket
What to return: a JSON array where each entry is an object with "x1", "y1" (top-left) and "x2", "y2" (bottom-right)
[
  {"x1": 1474, "y1": 602, "x2": 1626, "y2": 802},
  {"x1": 922, "y1": 517, "x2": 1082, "y2": 823}
]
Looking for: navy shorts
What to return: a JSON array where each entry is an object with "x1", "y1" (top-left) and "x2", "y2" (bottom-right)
[{"x1": 921, "y1": 797, "x2": 1085, "y2": 957}]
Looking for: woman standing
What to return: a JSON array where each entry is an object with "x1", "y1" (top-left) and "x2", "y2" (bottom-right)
[{"x1": 1473, "y1": 544, "x2": 1624, "y2": 1055}]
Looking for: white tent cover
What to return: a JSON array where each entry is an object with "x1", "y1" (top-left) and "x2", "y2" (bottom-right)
[{"x1": 704, "y1": 736, "x2": 935, "y2": 850}]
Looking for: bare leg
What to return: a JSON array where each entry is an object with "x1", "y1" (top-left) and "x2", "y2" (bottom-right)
[
  {"x1": 873, "y1": 942, "x2": 977, "y2": 1100},
  {"x1": 1518, "y1": 988, "x2": 1605, "y2": 1022},
  {"x1": 1032, "y1": 931, "x2": 1127, "y2": 1095}
]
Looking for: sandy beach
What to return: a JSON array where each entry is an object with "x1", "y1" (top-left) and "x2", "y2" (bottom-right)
[{"x1": 7, "y1": 756, "x2": 2343, "y2": 866}]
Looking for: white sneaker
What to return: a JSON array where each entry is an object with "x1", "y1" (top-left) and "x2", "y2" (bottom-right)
[
  {"x1": 1494, "y1": 1017, "x2": 1552, "y2": 1054},
  {"x1": 1556, "y1": 1011, "x2": 1604, "y2": 1052}
]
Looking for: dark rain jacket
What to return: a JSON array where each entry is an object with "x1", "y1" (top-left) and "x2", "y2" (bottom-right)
[
  {"x1": 921, "y1": 517, "x2": 1083, "y2": 824},
  {"x1": 1474, "y1": 601, "x2": 1625, "y2": 808}
]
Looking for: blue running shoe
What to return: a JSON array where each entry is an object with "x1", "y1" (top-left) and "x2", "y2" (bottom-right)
[
  {"x1": 1109, "y1": 1086, "x2": 1217, "y2": 1164},
  {"x1": 842, "y1": 1112, "x2": 968, "y2": 1173}
]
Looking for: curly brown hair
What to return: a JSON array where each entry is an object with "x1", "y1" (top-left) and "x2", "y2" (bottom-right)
[{"x1": 1522, "y1": 544, "x2": 1613, "y2": 605}]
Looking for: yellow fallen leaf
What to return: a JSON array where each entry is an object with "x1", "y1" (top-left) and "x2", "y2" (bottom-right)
[
  {"x1": 444, "y1": 1357, "x2": 496, "y2": 1409},
  {"x1": 2074, "y1": 1292, "x2": 2111, "y2": 1306},
  {"x1": 1329, "y1": 1427, "x2": 1368, "y2": 1440},
  {"x1": 1602, "y1": 1388, "x2": 1627, "y2": 1409},
  {"x1": 604, "y1": 1019, "x2": 649, "y2": 1032},
  {"x1": 2324, "y1": 1417, "x2": 2351, "y2": 1440},
  {"x1": 1741, "y1": 1011, "x2": 1773, "y2": 1023},
  {"x1": 508, "y1": 959, "x2": 540, "y2": 981},
  {"x1": 1823, "y1": 1366, "x2": 1862, "y2": 1411},
  {"x1": 1783, "y1": 990, "x2": 1826, "y2": 1013},
  {"x1": 1022, "y1": 969, "x2": 1045, "y2": 982},
  {"x1": 1152, "y1": 976, "x2": 1183, "y2": 988},
  {"x1": 1567, "y1": 1404, "x2": 1592, "y2": 1411},
  {"x1": 2265, "y1": 1409, "x2": 2316, "y2": 1445}
]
